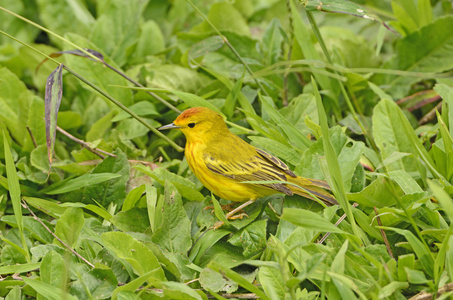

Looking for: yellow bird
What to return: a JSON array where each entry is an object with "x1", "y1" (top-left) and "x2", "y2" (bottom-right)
[{"x1": 159, "y1": 107, "x2": 337, "y2": 224}]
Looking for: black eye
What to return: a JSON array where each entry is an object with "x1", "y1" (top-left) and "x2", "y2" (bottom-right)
[{"x1": 188, "y1": 122, "x2": 196, "y2": 128}]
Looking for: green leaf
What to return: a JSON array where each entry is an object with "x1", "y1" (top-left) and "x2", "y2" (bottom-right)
[
  {"x1": 189, "y1": 228, "x2": 231, "y2": 265},
  {"x1": 259, "y1": 94, "x2": 311, "y2": 150},
  {"x1": 383, "y1": 227, "x2": 434, "y2": 276},
  {"x1": 36, "y1": 0, "x2": 94, "y2": 48},
  {"x1": 111, "y1": 208, "x2": 150, "y2": 233},
  {"x1": 70, "y1": 268, "x2": 118, "y2": 300},
  {"x1": 151, "y1": 182, "x2": 192, "y2": 253},
  {"x1": 162, "y1": 281, "x2": 205, "y2": 300},
  {"x1": 89, "y1": 0, "x2": 147, "y2": 66},
  {"x1": 101, "y1": 231, "x2": 166, "y2": 279},
  {"x1": 136, "y1": 165, "x2": 204, "y2": 202},
  {"x1": 208, "y1": 261, "x2": 269, "y2": 300},
  {"x1": 63, "y1": 33, "x2": 133, "y2": 106},
  {"x1": 0, "y1": 263, "x2": 40, "y2": 275},
  {"x1": 377, "y1": 16, "x2": 453, "y2": 98},
  {"x1": 229, "y1": 220, "x2": 267, "y2": 258},
  {"x1": 262, "y1": 18, "x2": 285, "y2": 66},
  {"x1": 44, "y1": 64, "x2": 63, "y2": 165},
  {"x1": 54, "y1": 207, "x2": 84, "y2": 248},
  {"x1": 258, "y1": 266, "x2": 285, "y2": 300},
  {"x1": 40, "y1": 250, "x2": 67, "y2": 288},
  {"x1": 112, "y1": 101, "x2": 158, "y2": 122},
  {"x1": 44, "y1": 173, "x2": 122, "y2": 195},
  {"x1": 3, "y1": 130, "x2": 29, "y2": 261},
  {"x1": 199, "y1": 268, "x2": 238, "y2": 294},
  {"x1": 281, "y1": 208, "x2": 345, "y2": 234},
  {"x1": 372, "y1": 98, "x2": 441, "y2": 180},
  {"x1": 378, "y1": 281, "x2": 409, "y2": 299},
  {"x1": 22, "y1": 277, "x2": 77, "y2": 300},
  {"x1": 191, "y1": 3, "x2": 250, "y2": 37}
]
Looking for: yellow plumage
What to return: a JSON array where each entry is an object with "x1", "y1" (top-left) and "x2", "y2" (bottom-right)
[{"x1": 159, "y1": 107, "x2": 337, "y2": 207}]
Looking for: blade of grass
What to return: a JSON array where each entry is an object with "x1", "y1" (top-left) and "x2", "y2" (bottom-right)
[
  {"x1": 3, "y1": 130, "x2": 30, "y2": 262},
  {"x1": 312, "y1": 78, "x2": 361, "y2": 242}
]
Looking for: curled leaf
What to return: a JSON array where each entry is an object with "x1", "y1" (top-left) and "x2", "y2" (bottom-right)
[{"x1": 45, "y1": 64, "x2": 63, "y2": 165}]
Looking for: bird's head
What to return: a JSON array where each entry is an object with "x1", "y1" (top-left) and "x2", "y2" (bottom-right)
[{"x1": 158, "y1": 107, "x2": 228, "y2": 142}]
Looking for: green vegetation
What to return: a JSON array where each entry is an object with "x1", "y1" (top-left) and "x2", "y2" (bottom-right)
[{"x1": 0, "y1": 0, "x2": 453, "y2": 299}]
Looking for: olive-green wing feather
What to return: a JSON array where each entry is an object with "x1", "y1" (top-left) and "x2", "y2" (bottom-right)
[{"x1": 203, "y1": 150, "x2": 293, "y2": 195}]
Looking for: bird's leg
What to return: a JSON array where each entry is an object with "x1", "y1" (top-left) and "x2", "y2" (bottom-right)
[
  {"x1": 212, "y1": 199, "x2": 255, "y2": 229},
  {"x1": 224, "y1": 200, "x2": 254, "y2": 219}
]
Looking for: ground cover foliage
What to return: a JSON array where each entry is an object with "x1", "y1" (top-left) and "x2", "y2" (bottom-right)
[{"x1": 0, "y1": 0, "x2": 453, "y2": 299}]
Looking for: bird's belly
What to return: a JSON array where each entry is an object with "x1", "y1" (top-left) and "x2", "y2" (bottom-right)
[{"x1": 185, "y1": 143, "x2": 273, "y2": 202}]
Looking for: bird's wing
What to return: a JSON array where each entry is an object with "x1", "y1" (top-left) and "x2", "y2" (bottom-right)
[{"x1": 203, "y1": 149, "x2": 293, "y2": 195}]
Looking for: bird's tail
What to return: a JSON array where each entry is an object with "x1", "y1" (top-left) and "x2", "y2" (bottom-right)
[{"x1": 287, "y1": 176, "x2": 338, "y2": 206}]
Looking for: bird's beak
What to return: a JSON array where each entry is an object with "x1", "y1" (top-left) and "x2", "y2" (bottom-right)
[{"x1": 158, "y1": 123, "x2": 180, "y2": 130}]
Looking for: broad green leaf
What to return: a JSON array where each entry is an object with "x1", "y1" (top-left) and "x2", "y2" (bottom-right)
[
  {"x1": 111, "y1": 208, "x2": 150, "y2": 233},
  {"x1": 0, "y1": 67, "x2": 34, "y2": 148},
  {"x1": 376, "y1": 16, "x2": 453, "y2": 98},
  {"x1": 151, "y1": 181, "x2": 191, "y2": 253},
  {"x1": 54, "y1": 207, "x2": 84, "y2": 248},
  {"x1": 89, "y1": 0, "x2": 147, "y2": 66},
  {"x1": 122, "y1": 185, "x2": 146, "y2": 212},
  {"x1": 111, "y1": 270, "x2": 161, "y2": 300},
  {"x1": 5, "y1": 285, "x2": 21, "y2": 299},
  {"x1": 383, "y1": 227, "x2": 434, "y2": 276},
  {"x1": 162, "y1": 281, "x2": 205, "y2": 300},
  {"x1": 63, "y1": 33, "x2": 133, "y2": 106},
  {"x1": 132, "y1": 20, "x2": 165, "y2": 61},
  {"x1": 378, "y1": 281, "x2": 409, "y2": 299},
  {"x1": 229, "y1": 220, "x2": 267, "y2": 258},
  {"x1": 22, "y1": 277, "x2": 77, "y2": 300},
  {"x1": 189, "y1": 228, "x2": 231, "y2": 265},
  {"x1": 36, "y1": 0, "x2": 94, "y2": 47},
  {"x1": 188, "y1": 35, "x2": 225, "y2": 66},
  {"x1": 191, "y1": 3, "x2": 250, "y2": 37},
  {"x1": 145, "y1": 66, "x2": 213, "y2": 94},
  {"x1": 208, "y1": 261, "x2": 269, "y2": 300},
  {"x1": 372, "y1": 98, "x2": 441, "y2": 180},
  {"x1": 397, "y1": 254, "x2": 415, "y2": 282},
  {"x1": 101, "y1": 231, "x2": 165, "y2": 279},
  {"x1": 199, "y1": 268, "x2": 238, "y2": 294},
  {"x1": 40, "y1": 250, "x2": 67, "y2": 288},
  {"x1": 262, "y1": 18, "x2": 285, "y2": 66},
  {"x1": 70, "y1": 268, "x2": 118, "y2": 300},
  {"x1": 331, "y1": 240, "x2": 348, "y2": 274},
  {"x1": 258, "y1": 266, "x2": 285, "y2": 300}
]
